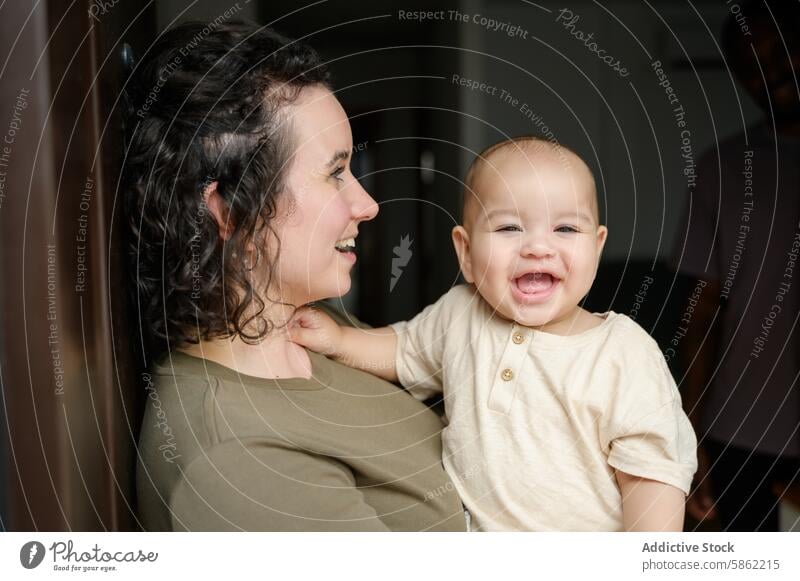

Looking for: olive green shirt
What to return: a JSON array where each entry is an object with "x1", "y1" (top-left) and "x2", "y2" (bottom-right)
[{"x1": 136, "y1": 320, "x2": 465, "y2": 531}]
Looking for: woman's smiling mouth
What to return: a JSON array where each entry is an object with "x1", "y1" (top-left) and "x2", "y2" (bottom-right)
[
  {"x1": 335, "y1": 236, "x2": 357, "y2": 263},
  {"x1": 334, "y1": 237, "x2": 355, "y2": 252}
]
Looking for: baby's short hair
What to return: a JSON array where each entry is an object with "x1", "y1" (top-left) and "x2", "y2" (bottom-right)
[{"x1": 462, "y1": 136, "x2": 599, "y2": 226}]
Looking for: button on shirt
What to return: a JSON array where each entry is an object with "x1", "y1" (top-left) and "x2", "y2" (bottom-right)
[{"x1": 390, "y1": 285, "x2": 698, "y2": 531}]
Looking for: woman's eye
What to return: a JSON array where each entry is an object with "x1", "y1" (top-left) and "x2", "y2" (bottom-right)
[
  {"x1": 330, "y1": 166, "x2": 345, "y2": 183},
  {"x1": 496, "y1": 225, "x2": 522, "y2": 232},
  {"x1": 555, "y1": 225, "x2": 578, "y2": 233}
]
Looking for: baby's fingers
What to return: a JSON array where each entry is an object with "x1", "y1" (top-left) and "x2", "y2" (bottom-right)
[
  {"x1": 287, "y1": 324, "x2": 313, "y2": 346},
  {"x1": 290, "y1": 306, "x2": 321, "y2": 329},
  {"x1": 288, "y1": 309, "x2": 338, "y2": 355}
]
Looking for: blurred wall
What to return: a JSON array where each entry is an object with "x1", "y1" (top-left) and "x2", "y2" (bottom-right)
[
  {"x1": 244, "y1": 0, "x2": 768, "y2": 323},
  {"x1": 458, "y1": 0, "x2": 763, "y2": 261},
  {"x1": 155, "y1": 0, "x2": 258, "y2": 28}
]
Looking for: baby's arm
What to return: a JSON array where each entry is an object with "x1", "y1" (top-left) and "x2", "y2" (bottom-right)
[
  {"x1": 616, "y1": 470, "x2": 686, "y2": 531},
  {"x1": 289, "y1": 306, "x2": 398, "y2": 382}
]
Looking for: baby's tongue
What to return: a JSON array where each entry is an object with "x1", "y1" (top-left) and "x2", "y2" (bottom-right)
[{"x1": 516, "y1": 272, "x2": 554, "y2": 294}]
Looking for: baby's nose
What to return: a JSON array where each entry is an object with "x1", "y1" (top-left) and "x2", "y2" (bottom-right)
[{"x1": 521, "y1": 236, "x2": 555, "y2": 258}]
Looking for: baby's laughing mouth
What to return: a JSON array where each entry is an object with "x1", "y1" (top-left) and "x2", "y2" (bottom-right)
[{"x1": 512, "y1": 271, "x2": 560, "y2": 303}]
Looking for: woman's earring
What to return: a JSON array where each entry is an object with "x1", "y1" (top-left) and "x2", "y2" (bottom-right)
[{"x1": 244, "y1": 246, "x2": 261, "y2": 271}]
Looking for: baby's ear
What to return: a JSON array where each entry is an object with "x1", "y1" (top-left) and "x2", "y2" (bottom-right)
[
  {"x1": 451, "y1": 226, "x2": 474, "y2": 283},
  {"x1": 595, "y1": 225, "x2": 608, "y2": 256}
]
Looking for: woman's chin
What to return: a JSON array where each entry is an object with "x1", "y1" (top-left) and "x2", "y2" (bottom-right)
[
  {"x1": 288, "y1": 273, "x2": 351, "y2": 304},
  {"x1": 306, "y1": 257, "x2": 353, "y2": 300},
  {"x1": 329, "y1": 272, "x2": 352, "y2": 297}
]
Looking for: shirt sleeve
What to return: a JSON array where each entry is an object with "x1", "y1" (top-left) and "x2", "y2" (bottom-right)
[
  {"x1": 169, "y1": 438, "x2": 390, "y2": 531},
  {"x1": 389, "y1": 290, "x2": 456, "y2": 401},
  {"x1": 671, "y1": 150, "x2": 721, "y2": 281},
  {"x1": 603, "y1": 345, "x2": 698, "y2": 495}
]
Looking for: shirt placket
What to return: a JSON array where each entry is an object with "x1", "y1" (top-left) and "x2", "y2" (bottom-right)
[{"x1": 486, "y1": 325, "x2": 531, "y2": 413}]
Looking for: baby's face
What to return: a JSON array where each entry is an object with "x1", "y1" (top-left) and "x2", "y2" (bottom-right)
[{"x1": 453, "y1": 148, "x2": 607, "y2": 331}]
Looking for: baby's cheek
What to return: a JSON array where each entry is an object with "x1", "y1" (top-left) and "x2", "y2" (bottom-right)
[
  {"x1": 485, "y1": 258, "x2": 509, "y2": 287},
  {"x1": 469, "y1": 249, "x2": 494, "y2": 279},
  {"x1": 570, "y1": 258, "x2": 597, "y2": 292}
]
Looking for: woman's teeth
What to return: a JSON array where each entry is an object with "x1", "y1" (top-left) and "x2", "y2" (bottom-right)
[{"x1": 335, "y1": 238, "x2": 356, "y2": 252}]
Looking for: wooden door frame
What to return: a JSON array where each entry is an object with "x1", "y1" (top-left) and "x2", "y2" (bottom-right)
[{"x1": 0, "y1": 0, "x2": 156, "y2": 531}]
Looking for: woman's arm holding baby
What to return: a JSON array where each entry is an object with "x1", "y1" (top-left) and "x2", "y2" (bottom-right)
[
  {"x1": 290, "y1": 306, "x2": 398, "y2": 382},
  {"x1": 616, "y1": 470, "x2": 686, "y2": 531}
]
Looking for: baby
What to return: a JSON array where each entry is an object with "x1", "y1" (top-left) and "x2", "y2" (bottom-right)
[{"x1": 290, "y1": 136, "x2": 697, "y2": 531}]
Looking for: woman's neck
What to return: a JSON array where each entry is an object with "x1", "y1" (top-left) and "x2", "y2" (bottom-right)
[{"x1": 179, "y1": 302, "x2": 313, "y2": 380}]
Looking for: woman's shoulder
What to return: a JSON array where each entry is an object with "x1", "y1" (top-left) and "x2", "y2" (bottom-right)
[
  {"x1": 145, "y1": 349, "x2": 443, "y2": 443},
  {"x1": 141, "y1": 353, "x2": 221, "y2": 459},
  {"x1": 139, "y1": 351, "x2": 462, "y2": 531},
  {"x1": 146, "y1": 352, "x2": 223, "y2": 435}
]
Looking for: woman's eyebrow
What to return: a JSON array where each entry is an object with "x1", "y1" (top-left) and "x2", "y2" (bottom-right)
[{"x1": 326, "y1": 150, "x2": 350, "y2": 167}]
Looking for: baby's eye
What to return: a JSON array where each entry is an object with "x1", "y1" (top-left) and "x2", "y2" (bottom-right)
[
  {"x1": 496, "y1": 225, "x2": 522, "y2": 232},
  {"x1": 330, "y1": 166, "x2": 345, "y2": 183},
  {"x1": 555, "y1": 225, "x2": 579, "y2": 233}
]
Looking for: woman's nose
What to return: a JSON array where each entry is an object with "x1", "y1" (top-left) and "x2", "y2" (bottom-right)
[{"x1": 347, "y1": 178, "x2": 379, "y2": 222}]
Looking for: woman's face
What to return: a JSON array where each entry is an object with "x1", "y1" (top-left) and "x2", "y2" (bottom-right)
[{"x1": 269, "y1": 85, "x2": 378, "y2": 305}]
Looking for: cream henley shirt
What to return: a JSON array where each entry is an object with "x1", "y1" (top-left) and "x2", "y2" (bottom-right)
[{"x1": 391, "y1": 284, "x2": 697, "y2": 531}]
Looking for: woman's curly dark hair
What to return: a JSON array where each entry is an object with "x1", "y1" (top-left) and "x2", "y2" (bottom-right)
[{"x1": 123, "y1": 21, "x2": 330, "y2": 363}]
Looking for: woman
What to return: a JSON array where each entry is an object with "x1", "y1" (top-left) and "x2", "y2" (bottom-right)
[{"x1": 124, "y1": 21, "x2": 465, "y2": 531}]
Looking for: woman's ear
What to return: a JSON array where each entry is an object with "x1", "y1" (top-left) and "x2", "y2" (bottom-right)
[
  {"x1": 202, "y1": 181, "x2": 234, "y2": 241},
  {"x1": 452, "y1": 225, "x2": 474, "y2": 283}
]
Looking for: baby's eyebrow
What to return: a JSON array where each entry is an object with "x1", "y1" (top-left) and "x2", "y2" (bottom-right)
[
  {"x1": 483, "y1": 209, "x2": 521, "y2": 221},
  {"x1": 555, "y1": 211, "x2": 594, "y2": 223}
]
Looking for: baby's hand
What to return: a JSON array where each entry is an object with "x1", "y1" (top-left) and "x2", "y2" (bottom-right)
[{"x1": 289, "y1": 306, "x2": 344, "y2": 358}]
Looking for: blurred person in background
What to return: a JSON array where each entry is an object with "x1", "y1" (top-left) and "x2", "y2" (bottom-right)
[{"x1": 672, "y1": 0, "x2": 800, "y2": 531}]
